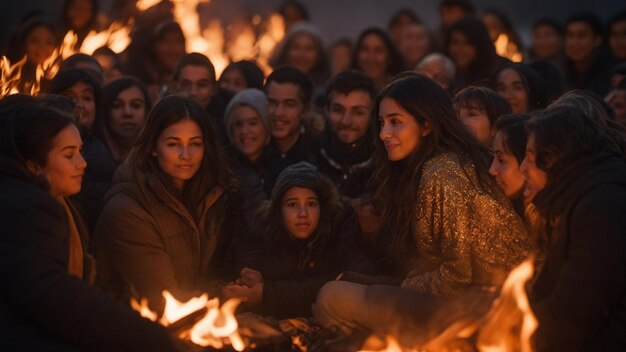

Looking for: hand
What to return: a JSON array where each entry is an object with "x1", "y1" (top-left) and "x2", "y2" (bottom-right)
[
  {"x1": 221, "y1": 283, "x2": 263, "y2": 306},
  {"x1": 238, "y1": 267, "x2": 263, "y2": 287}
]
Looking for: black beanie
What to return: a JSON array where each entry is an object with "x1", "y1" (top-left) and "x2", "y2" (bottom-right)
[{"x1": 270, "y1": 162, "x2": 322, "y2": 202}]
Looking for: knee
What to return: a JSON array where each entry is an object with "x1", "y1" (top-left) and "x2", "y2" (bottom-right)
[{"x1": 313, "y1": 281, "x2": 344, "y2": 325}]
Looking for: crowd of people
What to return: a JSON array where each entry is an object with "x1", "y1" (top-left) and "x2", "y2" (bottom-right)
[{"x1": 1, "y1": 0, "x2": 625, "y2": 351}]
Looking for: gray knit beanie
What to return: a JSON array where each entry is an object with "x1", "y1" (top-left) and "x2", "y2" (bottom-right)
[
  {"x1": 223, "y1": 88, "x2": 270, "y2": 144},
  {"x1": 270, "y1": 162, "x2": 322, "y2": 201}
]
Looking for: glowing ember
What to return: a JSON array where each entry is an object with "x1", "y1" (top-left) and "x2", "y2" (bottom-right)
[
  {"x1": 359, "y1": 335, "x2": 406, "y2": 352},
  {"x1": 495, "y1": 34, "x2": 523, "y2": 63},
  {"x1": 131, "y1": 290, "x2": 245, "y2": 351}
]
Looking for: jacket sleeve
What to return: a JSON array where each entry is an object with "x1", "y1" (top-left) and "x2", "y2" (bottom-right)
[
  {"x1": 95, "y1": 194, "x2": 183, "y2": 309},
  {"x1": 0, "y1": 191, "x2": 177, "y2": 352},
  {"x1": 532, "y1": 188, "x2": 626, "y2": 351},
  {"x1": 400, "y1": 170, "x2": 474, "y2": 297}
]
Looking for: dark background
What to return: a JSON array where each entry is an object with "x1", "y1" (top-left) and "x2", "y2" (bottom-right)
[{"x1": 1, "y1": 0, "x2": 624, "y2": 52}]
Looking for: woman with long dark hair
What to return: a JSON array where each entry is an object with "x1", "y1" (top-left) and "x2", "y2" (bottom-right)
[
  {"x1": 444, "y1": 17, "x2": 509, "y2": 90},
  {"x1": 522, "y1": 106, "x2": 626, "y2": 351},
  {"x1": 314, "y1": 74, "x2": 529, "y2": 339},
  {"x1": 351, "y1": 28, "x2": 405, "y2": 90},
  {"x1": 48, "y1": 68, "x2": 113, "y2": 231},
  {"x1": 0, "y1": 95, "x2": 176, "y2": 351},
  {"x1": 94, "y1": 95, "x2": 232, "y2": 311},
  {"x1": 492, "y1": 63, "x2": 549, "y2": 113},
  {"x1": 100, "y1": 76, "x2": 152, "y2": 163}
]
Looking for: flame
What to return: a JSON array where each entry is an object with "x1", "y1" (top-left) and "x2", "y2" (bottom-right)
[
  {"x1": 136, "y1": 0, "x2": 162, "y2": 11},
  {"x1": 80, "y1": 22, "x2": 132, "y2": 55},
  {"x1": 130, "y1": 290, "x2": 245, "y2": 351},
  {"x1": 189, "y1": 298, "x2": 245, "y2": 350},
  {"x1": 0, "y1": 56, "x2": 26, "y2": 97},
  {"x1": 359, "y1": 335, "x2": 406, "y2": 352},
  {"x1": 4, "y1": 1, "x2": 284, "y2": 96},
  {"x1": 130, "y1": 297, "x2": 159, "y2": 322},
  {"x1": 495, "y1": 34, "x2": 523, "y2": 63},
  {"x1": 159, "y1": 291, "x2": 208, "y2": 326},
  {"x1": 359, "y1": 259, "x2": 538, "y2": 352}
]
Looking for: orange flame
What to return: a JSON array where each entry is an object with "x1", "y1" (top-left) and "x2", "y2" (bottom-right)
[
  {"x1": 0, "y1": 55, "x2": 27, "y2": 97},
  {"x1": 495, "y1": 34, "x2": 523, "y2": 63},
  {"x1": 130, "y1": 290, "x2": 245, "y2": 351},
  {"x1": 360, "y1": 259, "x2": 538, "y2": 352}
]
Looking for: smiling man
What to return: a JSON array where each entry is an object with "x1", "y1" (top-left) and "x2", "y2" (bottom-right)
[
  {"x1": 313, "y1": 70, "x2": 377, "y2": 198},
  {"x1": 263, "y1": 66, "x2": 315, "y2": 193}
]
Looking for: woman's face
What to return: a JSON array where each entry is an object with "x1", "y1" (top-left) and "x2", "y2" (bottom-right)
[
  {"x1": 219, "y1": 68, "x2": 247, "y2": 94},
  {"x1": 154, "y1": 31, "x2": 185, "y2": 72},
  {"x1": 520, "y1": 133, "x2": 548, "y2": 202},
  {"x1": 489, "y1": 132, "x2": 525, "y2": 199},
  {"x1": 30, "y1": 124, "x2": 86, "y2": 198},
  {"x1": 496, "y1": 68, "x2": 529, "y2": 113},
  {"x1": 281, "y1": 186, "x2": 320, "y2": 240},
  {"x1": 357, "y1": 34, "x2": 389, "y2": 80},
  {"x1": 25, "y1": 26, "x2": 56, "y2": 65},
  {"x1": 607, "y1": 90, "x2": 626, "y2": 122},
  {"x1": 62, "y1": 81, "x2": 96, "y2": 130},
  {"x1": 565, "y1": 21, "x2": 601, "y2": 64},
  {"x1": 448, "y1": 31, "x2": 476, "y2": 70},
  {"x1": 378, "y1": 97, "x2": 431, "y2": 161},
  {"x1": 154, "y1": 119, "x2": 204, "y2": 190},
  {"x1": 66, "y1": 0, "x2": 93, "y2": 29},
  {"x1": 231, "y1": 105, "x2": 268, "y2": 162},
  {"x1": 329, "y1": 43, "x2": 352, "y2": 74},
  {"x1": 109, "y1": 86, "x2": 147, "y2": 141},
  {"x1": 532, "y1": 24, "x2": 562, "y2": 59},
  {"x1": 286, "y1": 33, "x2": 319, "y2": 74},
  {"x1": 399, "y1": 24, "x2": 430, "y2": 67},
  {"x1": 458, "y1": 105, "x2": 494, "y2": 147},
  {"x1": 177, "y1": 65, "x2": 214, "y2": 108}
]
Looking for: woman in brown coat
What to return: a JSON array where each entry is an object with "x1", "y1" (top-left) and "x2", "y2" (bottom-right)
[{"x1": 94, "y1": 95, "x2": 231, "y2": 311}]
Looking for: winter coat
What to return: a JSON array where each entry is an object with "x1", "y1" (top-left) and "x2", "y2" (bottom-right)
[
  {"x1": 0, "y1": 155, "x2": 176, "y2": 352},
  {"x1": 313, "y1": 130, "x2": 375, "y2": 199},
  {"x1": 530, "y1": 154, "x2": 626, "y2": 351},
  {"x1": 262, "y1": 133, "x2": 316, "y2": 194},
  {"x1": 242, "y1": 199, "x2": 373, "y2": 318},
  {"x1": 94, "y1": 159, "x2": 225, "y2": 311}
]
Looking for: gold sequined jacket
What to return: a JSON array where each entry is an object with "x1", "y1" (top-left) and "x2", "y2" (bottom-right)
[{"x1": 401, "y1": 152, "x2": 530, "y2": 297}]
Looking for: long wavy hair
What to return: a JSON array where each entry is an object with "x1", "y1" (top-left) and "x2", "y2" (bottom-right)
[
  {"x1": 371, "y1": 73, "x2": 493, "y2": 264},
  {"x1": 131, "y1": 95, "x2": 231, "y2": 215}
]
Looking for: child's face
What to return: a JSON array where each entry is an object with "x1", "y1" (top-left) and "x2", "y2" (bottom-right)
[{"x1": 281, "y1": 187, "x2": 320, "y2": 240}]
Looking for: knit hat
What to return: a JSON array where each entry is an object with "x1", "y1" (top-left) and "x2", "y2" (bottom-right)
[
  {"x1": 223, "y1": 88, "x2": 270, "y2": 144},
  {"x1": 270, "y1": 162, "x2": 322, "y2": 201}
]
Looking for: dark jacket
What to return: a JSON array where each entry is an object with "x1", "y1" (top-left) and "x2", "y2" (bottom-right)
[
  {"x1": 313, "y1": 130, "x2": 375, "y2": 199},
  {"x1": 242, "y1": 200, "x2": 373, "y2": 318},
  {"x1": 0, "y1": 155, "x2": 176, "y2": 352},
  {"x1": 94, "y1": 159, "x2": 225, "y2": 310},
  {"x1": 262, "y1": 133, "x2": 316, "y2": 194},
  {"x1": 530, "y1": 154, "x2": 626, "y2": 352},
  {"x1": 79, "y1": 131, "x2": 117, "y2": 232}
]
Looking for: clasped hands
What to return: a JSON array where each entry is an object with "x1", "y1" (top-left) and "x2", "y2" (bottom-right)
[{"x1": 221, "y1": 267, "x2": 263, "y2": 306}]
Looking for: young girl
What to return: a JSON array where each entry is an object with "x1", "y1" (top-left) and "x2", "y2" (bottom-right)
[
  {"x1": 94, "y1": 95, "x2": 232, "y2": 311},
  {"x1": 314, "y1": 74, "x2": 529, "y2": 339},
  {"x1": 223, "y1": 162, "x2": 371, "y2": 318}
]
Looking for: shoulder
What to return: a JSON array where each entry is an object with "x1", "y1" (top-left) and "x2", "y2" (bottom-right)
[
  {"x1": 420, "y1": 152, "x2": 476, "y2": 189},
  {"x1": 0, "y1": 179, "x2": 63, "y2": 221}
]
